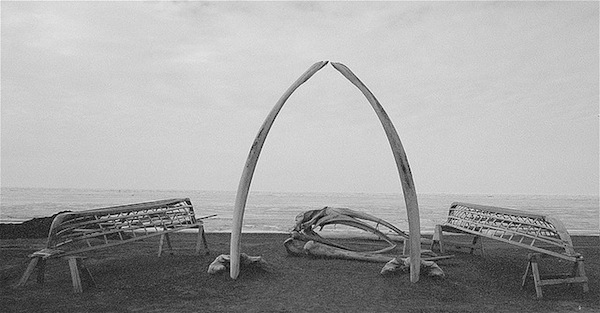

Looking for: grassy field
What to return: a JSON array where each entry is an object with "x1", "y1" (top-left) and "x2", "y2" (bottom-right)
[{"x1": 1, "y1": 233, "x2": 598, "y2": 313}]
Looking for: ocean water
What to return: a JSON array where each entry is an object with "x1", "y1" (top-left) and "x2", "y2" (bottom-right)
[{"x1": 0, "y1": 187, "x2": 598, "y2": 235}]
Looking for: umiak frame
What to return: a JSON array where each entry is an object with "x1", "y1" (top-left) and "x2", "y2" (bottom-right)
[
  {"x1": 16, "y1": 198, "x2": 210, "y2": 293},
  {"x1": 229, "y1": 61, "x2": 422, "y2": 282},
  {"x1": 431, "y1": 202, "x2": 588, "y2": 298}
]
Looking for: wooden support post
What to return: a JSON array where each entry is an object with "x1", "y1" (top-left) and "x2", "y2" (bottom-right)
[
  {"x1": 16, "y1": 257, "x2": 40, "y2": 287},
  {"x1": 65, "y1": 256, "x2": 94, "y2": 293},
  {"x1": 522, "y1": 253, "x2": 589, "y2": 298},
  {"x1": 158, "y1": 232, "x2": 173, "y2": 257},
  {"x1": 431, "y1": 225, "x2": 444, "y2": 254},
  {"x1": 196, "y1": 225, "x2": 210, "y2": 255},
  {"x1": 67, "y1": 257, "x2": 83, "y2": 293},
  {"x1": 431, "y1": 228, "x2": 483, "y2": 256},
  {"x1": 576, "y1": 256, "x2": 589, "y2": 293},
  {"x1": 521, "y1": 258, "x2": 530, "y2": 289},
  {"x1": 529, "y1": 254, "x2": 544, "y2": 298},
  {"x1": 195, "y1": 226, "x2": 202, "y2": 254},
  {"x1": 158, "y1": 233, "x2": 166, "y2": 257},
  {"x1": 470, "y1": 236, "x2": 483, "y2": 256}
]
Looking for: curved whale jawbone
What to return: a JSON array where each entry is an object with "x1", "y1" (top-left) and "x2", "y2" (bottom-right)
[
  {"x1": 229, "y1": 61, "x2": 329, "y2": 279},
  {"x1": 230, "y1": 61, "x2": 421, "y2": 282},
  {"x1": 330, "y1": 62, "x2": 421, "y2": 283}
]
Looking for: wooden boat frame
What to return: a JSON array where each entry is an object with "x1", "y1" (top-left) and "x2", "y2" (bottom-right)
[
  {"x1": 432, "y1": 202, "x2": 588, "y2": 298},
  {"x1": 16, "y1": 198, "x2": 211, "y2": 293}
]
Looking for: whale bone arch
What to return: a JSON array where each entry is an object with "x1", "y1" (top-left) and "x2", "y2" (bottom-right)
[{"x1": 230, "y1": 61, "x2": 421, "y2": 282}]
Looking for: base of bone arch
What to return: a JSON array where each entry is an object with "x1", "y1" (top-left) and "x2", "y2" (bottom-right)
[
  {"x1": 380, "y1": 257, "x2": 445, "y2": 277},
  {"x1": 208, "y1": 253, "x2": 270, "y2": 275}
]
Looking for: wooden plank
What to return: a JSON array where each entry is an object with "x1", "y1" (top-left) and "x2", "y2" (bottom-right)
[
  {"x1": 531, "y1": 259, "x2": 543, "y2": 298},
  {"x1": 521, "y1": 260, "x2": 531, "y2": 288},
  {"x1": 16, "y1": 257, "x2": 39, "y2": 287},
  {"x1": 67, "y1": 257, "x2": 83, "y2": 293},
  {"x1": 537, "y1": 277, "x2": 589, "y2": 286},
  {"x1": 196, "y1": 225, "x2": 210, "y2": 255},
  {"x1": 71, "y1": 198, "x2": 191, "y2": 215},
  {"x1": 158, "y1": 233, "x2": 166, "y2": 257},
  {"x1": 442, "y1": 224, "x2": 576, "y2": 262},
  {"x1": 450, "y1": 202, "x2": 546, "y2": 219}
]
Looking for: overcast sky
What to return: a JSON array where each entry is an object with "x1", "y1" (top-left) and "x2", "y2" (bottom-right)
[{"x1": 1, "y1": 1, "x2": 598, "y2": 195}]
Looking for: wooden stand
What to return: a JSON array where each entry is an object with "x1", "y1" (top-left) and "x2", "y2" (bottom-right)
[
  {"x1": 521, "y1": 253, "x2": 589, "y2": 299},
  {"x1": 15, "y1": 199, "x2": 213, "y2": 293},
  {"x1": 431, "y1": 203, "x2": 588, "y2": 298},
  {"x1": 66, "y1": 256, "x2": 96, "y2": 293},
  {"x1": 16, "y1": 256, "x2": 96, "y2": 293},
  {"x1": 158, "y1": 226, "x2": 210, "y2": 257},
  {"x1": 16, "y1": 257, "x2": 44, "y2": 288},
  {"x1": 158, "y1": 233, "x2": 174, "y2": 257},
  {"x1": 196, "y1": 225, "x2": 210, "y2": 255},
  {"x1": 431, "y1": 224, "x2": 484, "y2": 255}
]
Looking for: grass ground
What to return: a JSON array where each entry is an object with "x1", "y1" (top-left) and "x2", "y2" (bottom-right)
[{"x1": 1, "y1": 233, "x2": 598, "y2": 313}]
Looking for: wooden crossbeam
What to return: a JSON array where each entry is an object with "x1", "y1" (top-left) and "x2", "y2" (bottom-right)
[{"x1": 521, "y1": 253, "x2": 589, "y2": 298}]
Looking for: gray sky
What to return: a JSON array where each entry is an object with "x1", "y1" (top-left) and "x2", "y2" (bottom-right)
[{"x1": 1, "y1": 1, "x2": 598, "y2": 195}]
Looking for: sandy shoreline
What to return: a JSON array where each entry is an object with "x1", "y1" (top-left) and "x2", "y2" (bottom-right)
[{"x1": 1, "y1": 232, "x2": 598, "y2": 312}]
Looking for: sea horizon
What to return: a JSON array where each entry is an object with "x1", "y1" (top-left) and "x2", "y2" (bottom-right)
[{"x1": 1, "y1": 187, "x2": 598, "y2": 236}]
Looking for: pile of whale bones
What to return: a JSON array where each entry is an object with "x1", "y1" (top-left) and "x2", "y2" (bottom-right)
[{"x1": 208, "y1": 207, "x2": 449, "y2": 277}]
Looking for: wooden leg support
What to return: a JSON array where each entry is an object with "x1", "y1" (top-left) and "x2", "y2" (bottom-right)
[
  {"x1": 66, "y1": 256, "x2": 95, "y2": 293},
  {"x1": 16, "y1": 257, "x2": 41, "y2": 288},
  {"x1": 576, "y1": 256, "x2": 589, "y2": 293},
  {"x1": 522, "y1": 253, "x2": 589, "y2": 299},
  {"x1": 521, "y1": 257, "x2": 531, "y2": 289},
  {"x1": 196, "y1": 225, "x2": 210, "y2": 255},
  {"x1": 430, "y1": 225, "x2": 483, "y2": 255},
  {"x1": 431, "y1": 224, "x2": 444, "y2": 253},
  {"x1": 530, "y1": 255, "x2": 544, "y2": 298},
  {"x1": 470, "y1": 235, "x2": 484, "y2": 256},
  {"x1": 158, "y1": 232, "x2": 174, "y2": 257},
  {"x1": 158, "y1": 225, "x2": 210, "y2": 257},
  {"x1": 67, "y1": 257, "x2": 83, "y2": 293}
]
